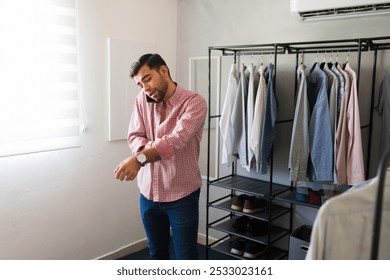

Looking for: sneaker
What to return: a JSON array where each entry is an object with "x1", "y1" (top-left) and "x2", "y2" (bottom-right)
[
  {"x1": 232, "y1": 215, "x2": 250, "y2": 232},
  {"x1": 243, "y1": 241, "x2": 268, "y2": 259},
  {"x1": 243, "y1": 196, "x2": 268, "y2": 214},
  {"x1": 246, "y1": 218, "x2": 268, "y2": 236},
  {"x1": 231, "y1": 194, "x2": 247, "y2": 211},
  {"x1": 230, "y1": 237, "x2": 247, "y2": 256}
]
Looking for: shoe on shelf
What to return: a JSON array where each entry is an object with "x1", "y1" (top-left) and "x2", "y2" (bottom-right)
[
  {"x1": 231, "y1": 194, "x2": 247, "y2": 211},
  {"x1": 246, "y1": 218, "x2": 269, "y2": 236},
  {"x1": 243, "y1": 196, "x2": 268, "y2": 214},
  {"x1": 229, "y1": 237, "x2": 247, "y2": 256},
  {"x1": 231, "y1": 215, "x2": 250, "y2": 232},
  {"x1": 243, "y1": 241, "x2": 268, "y2": 259}
]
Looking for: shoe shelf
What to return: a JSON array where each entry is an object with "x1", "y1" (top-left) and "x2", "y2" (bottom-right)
[
  {"x1": 210, "y1": 237, "x2": 288, "y2": 260},
  {"x1": 209, "y1": 218, "x2": 290, "y2": 245},
  {"x1": 210, "y1": 175, "x2": 322, "y2": 209},
  {"x1": 206, "y1": 174, "x2": 292, "y2": 260},
  {"x1": 208, "y1": 199, "x2": 290, "y2": 222},
  {"x1": 275, "y1": 190, "x2": 322, "y2": 208},
  {"x1": 210, "y1": 175, "x2": 290, "y2": 197}
]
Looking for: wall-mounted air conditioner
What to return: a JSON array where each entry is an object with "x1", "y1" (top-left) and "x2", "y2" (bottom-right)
[{"x1": 290, "y1": 0, "x2": 390, "y2": 21}]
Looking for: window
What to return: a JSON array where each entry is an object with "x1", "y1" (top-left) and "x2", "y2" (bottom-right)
[{"x1": 0, "y1": 0, "x2": 83, "y2": 157}]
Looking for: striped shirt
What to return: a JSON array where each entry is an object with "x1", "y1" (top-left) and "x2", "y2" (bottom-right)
[{"x1": 128, "y1": 85, "x2": 207, "y2": 202}]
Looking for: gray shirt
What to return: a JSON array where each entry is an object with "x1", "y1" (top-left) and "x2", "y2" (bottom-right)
[
  {"x1": 289, "y1": 64, "x2": 310, "y2": 181},
  {"x1": 375, "y1": 70, "x2": 390, "y2": 152}
]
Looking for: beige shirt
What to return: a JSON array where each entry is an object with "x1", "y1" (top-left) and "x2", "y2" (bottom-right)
[
  {"x1": 251, "y1": 65, "x2": 267, "y2": 172},
  {"x1": 306, "y1": 171, "x2": 390, "y2": 260}
]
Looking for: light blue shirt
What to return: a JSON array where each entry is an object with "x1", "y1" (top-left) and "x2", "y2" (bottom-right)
[
  {"x1": 331, "y1": 64, "x2": 345, "y2": 125},
  {"x1": 306, "y1": 63, "x2": 333, "y2": 182},
  {"x1": 246, "y1": 64, "x2": 259, "y2": 172},
  {"x1": 231, "y1": 64, "x2": 249, "y2": 168},
  {"x1": 259, "y1": 64, "x2": 278, "y2": 174}
]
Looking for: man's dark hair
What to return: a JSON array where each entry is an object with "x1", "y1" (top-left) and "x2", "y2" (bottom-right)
[{"x1": 129, "y1": 53, "x2": 170, "y2": 78}]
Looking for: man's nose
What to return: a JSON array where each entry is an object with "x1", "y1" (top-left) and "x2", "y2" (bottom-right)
[{"x1": 143, "y1": 83, "x2": 151, "y2": 92}]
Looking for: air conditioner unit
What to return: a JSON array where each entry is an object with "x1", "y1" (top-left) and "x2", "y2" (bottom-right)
[{"x1": 290, "y1": 0, "x2": 390, "y2": 21}]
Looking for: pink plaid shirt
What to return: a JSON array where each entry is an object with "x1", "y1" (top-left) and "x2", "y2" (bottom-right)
[{"x1": 128, "y1": 85, "x2": 207, "y2": 202}]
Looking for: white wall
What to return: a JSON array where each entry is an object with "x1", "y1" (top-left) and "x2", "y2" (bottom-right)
[
  {"x1": 0, "y1": 0, "x2": 177, "y2": 260},
  {"x1": 175, "y1": 0, "x2": 390, "y2": 237}
]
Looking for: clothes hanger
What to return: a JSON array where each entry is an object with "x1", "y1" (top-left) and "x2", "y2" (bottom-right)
[
  {"x1": 241, "y1": 55, "x2": 245, "y2": 68},
  {"x1": 371, "y1": 148, "x2": 390, "y2": 260},
  {"x1": 342, "y1": 50, "x2": 350, "y2": 70},
  {"x1": 328, "y1": 50, "x2": 334, "y2": 69},
  {"x1": 320, "y1": 51, "x2": 326, "y2": 70},
  {"x1": 310, "y1": 51, "x2": 319, "y2": 71},
  {"x1": 300, "y1": 51, "x2": 304, "y2": 65}
]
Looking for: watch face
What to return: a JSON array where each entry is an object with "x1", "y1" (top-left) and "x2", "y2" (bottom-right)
[{"x1": 137, "y1": 153, "x2": 147, "y2": 163}]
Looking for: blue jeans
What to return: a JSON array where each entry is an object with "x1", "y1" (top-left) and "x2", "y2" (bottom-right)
[{"x1": 139, "y1": 189, "x2": 200, "y2": 260}]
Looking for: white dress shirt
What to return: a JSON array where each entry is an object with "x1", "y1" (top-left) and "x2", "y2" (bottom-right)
[{"x1": 219, "y1": 63, "x2": 238, "y2": 165}]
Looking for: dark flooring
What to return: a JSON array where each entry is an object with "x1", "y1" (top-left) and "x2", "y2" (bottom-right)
[{"x1": 118, "y1": 243, "x2": 235, "y2": 260}]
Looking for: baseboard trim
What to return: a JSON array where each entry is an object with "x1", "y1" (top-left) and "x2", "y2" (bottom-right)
[
  {"x1": 97, "y1": 233, "x2": 218, "y2": 260},
  {"x1": 97, "y1": 238, "x2": 148, "y2": 260},
  {"x1": 197, "y1": 233, "x2": 219, "y2": 246}
]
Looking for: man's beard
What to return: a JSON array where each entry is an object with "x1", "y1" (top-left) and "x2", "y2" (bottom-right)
[{"x1": 154, "y1": 79, "x2": 168, "y2": 103}]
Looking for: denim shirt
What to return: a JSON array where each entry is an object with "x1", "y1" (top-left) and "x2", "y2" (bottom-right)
[
  {"x1": 306, "y1": 63, "x2": 333, "y2": 182},
  {"x1": 259, "y1": 64, "x2": 278, "y2": 174}
]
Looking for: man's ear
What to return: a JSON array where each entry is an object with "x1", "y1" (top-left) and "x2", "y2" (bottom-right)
[{"x1": 159, "y1": 65, "x2": 169, "y2": 78}]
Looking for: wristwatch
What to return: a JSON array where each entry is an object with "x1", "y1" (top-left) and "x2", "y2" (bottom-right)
[{"x1": 136, "y1": 153, "x2": 147, "y2": 166}]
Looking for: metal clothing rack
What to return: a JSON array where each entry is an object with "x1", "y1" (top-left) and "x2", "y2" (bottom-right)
[
  {"x1": 206, "y1": 36, "x2": 390, "y2": 259},
  {"x1": 208, "y1": 36, "x2": 390, "y2": 183}
]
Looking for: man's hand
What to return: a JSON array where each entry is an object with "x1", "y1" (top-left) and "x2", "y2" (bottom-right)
[{"x1": 114, "y1": 156, "x2": 141, "y2": 181}]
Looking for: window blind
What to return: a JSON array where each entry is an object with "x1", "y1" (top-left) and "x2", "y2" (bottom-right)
[{"x1": 0, "y1": 0, "x2": 83, "y2": 157}]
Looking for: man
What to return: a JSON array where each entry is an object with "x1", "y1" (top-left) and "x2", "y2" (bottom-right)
[{"x1": 114, "y1": 54, "x2": 207, "y2": 260}]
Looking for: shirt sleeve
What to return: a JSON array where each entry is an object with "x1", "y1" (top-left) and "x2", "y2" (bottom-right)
[
  {"x1": 127, "y1": 94, "x2": 149, "y2": 154},
  {"x1": 306, "y1": 202, "x2": 329, "y2": 260},
  {"x1": 153, "y1": 94, "x2": 207, "y2": 160}
]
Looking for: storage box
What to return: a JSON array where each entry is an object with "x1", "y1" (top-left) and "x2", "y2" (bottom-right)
[{"x1": 288, "y1": 225, "x2": 312, "y2": 260}]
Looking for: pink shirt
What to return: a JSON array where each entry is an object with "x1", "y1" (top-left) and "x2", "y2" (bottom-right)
[
  {"x1": 335, "y1": 63, "x2": 365, "y2": 185},
  {"x1": 128, "y1": 85, "x2": 207, "y2": 202}
]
